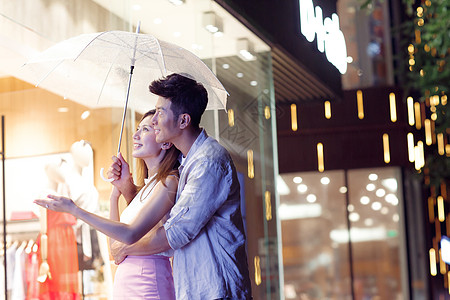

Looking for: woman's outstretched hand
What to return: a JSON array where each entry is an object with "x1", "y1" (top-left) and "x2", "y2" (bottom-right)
[{"x1": 34, "y1": 195, "x2": 76, "y2": 214}]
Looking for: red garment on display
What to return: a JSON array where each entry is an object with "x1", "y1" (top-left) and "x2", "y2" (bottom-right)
[
  {"x1": 37, "y1": 210, "x2": 80, "y2": 300},
  {"x1": 27, "y1": 250, "x2": 40, "y2": 299}
]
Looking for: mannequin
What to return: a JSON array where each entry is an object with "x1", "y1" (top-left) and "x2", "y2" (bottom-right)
[
  {"x1": 68, "y1": 141, "x2": 98, "y2": 264},
  {"x1": 38, "y1": 161, "x2": 79, "y2": 299},
  {"x1": 66, "y1": 140, "x2": 113, "y2": 299}
]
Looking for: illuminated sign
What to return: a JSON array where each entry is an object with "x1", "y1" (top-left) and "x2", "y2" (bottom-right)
[
  {"x1": 299, "y1": 0, "x2": 347, "y2": 74},
  {"x1": 441, "y1": 236, "x2": 450, "y2": 264}
]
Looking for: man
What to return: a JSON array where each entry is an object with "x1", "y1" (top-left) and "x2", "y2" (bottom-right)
[{"x1": 109, "y1": 73, "x2": 252, "y2": 299}]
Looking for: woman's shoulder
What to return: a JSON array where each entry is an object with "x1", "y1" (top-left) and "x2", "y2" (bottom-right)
[
  {"x1": 165, "y1": 174, "x2": 179, "y2": 187},
  {"x1": 156, "y1": 173, "x2": 178, "y2": 190}
]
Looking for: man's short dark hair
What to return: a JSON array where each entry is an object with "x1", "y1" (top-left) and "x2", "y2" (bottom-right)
[{"x1": 149, "y1": 73, "x2": 208, "y2": 128}]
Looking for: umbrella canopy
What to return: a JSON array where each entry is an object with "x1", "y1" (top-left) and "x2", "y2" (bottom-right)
[
  {"x1": 22, "y1": 30, "x2": 229, "y2": 181},
  {"x1": 22, "y1": 30, "x2": 228, "y2": 113}
]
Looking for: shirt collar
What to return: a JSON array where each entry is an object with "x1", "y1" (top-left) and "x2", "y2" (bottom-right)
[{"x1": 179, "y1": 129, "x2": 208, "y2": 168}]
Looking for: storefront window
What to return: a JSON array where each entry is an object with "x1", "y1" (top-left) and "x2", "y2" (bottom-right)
[
  {"x1": 279, "y1": 170, "x2": 351, "y2": 299},
  {"x1": 347, "y1": 167, "x2": 407, "y2": 300},
  {"x1": 279, "y1": 167, "x2": 408, "y2": 299},
  {"x1": 1, "y1": 0, "x2": 279, "y2": 299}
]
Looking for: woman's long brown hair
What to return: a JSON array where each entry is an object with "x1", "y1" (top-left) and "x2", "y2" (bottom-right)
[{"x1": 135, "y1": 110, "x2": 180, "y2": 189}]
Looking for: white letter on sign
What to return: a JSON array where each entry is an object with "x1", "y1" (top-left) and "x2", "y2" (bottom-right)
[{"x1": 299, "y1": 0, "x2": 348, "y2": 74}]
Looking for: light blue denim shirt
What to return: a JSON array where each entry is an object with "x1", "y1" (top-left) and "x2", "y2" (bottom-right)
[{"x1": 164, "y1": 129, "x2": 252, "y2": 299}]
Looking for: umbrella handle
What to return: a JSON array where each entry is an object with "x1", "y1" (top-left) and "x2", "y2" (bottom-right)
[{"x1": 100, "y1": 167, "x2": 114, "y2": 182}]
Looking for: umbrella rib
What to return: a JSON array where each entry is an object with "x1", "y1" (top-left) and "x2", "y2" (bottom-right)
[
  {"x1": 73, "y1": 31, "x2": 110, "y2": 61},
  {"x1": 35, "y1": 60, "x2": 65, "y2": 87},
  {"x1": 153, "y1": 38, "x2": 166, "y2": 75},
  {"x1": 100, "y1": 31, "x2": 146, "y2": 63},
  {"x1": 96, "y1": 59, "x2": 117, "y2": 105},
  {"x1": 94, "y1": 32, "x2": 164, "y2": 74}
]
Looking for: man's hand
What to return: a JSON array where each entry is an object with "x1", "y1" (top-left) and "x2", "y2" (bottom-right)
[
  {"x1": 110, "y1": 240, "x2": 128, "y2": 265},
  {"x1": 110, "y1": 228, "x2": 170, "y2": 264}
]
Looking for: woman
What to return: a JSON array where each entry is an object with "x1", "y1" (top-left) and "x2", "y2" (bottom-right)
[{"x1": 35, "y1": 110, "x2": 180, "y2": 299}]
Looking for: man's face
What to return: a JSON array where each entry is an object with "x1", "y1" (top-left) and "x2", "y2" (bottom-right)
[{"x1": 151, "y1": 96, "x2": 178, "y2": 144}]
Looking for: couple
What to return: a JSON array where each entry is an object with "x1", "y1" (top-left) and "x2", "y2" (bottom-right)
[{"x1": 35, "y1": 73, "x2": 252, "y2": 299}]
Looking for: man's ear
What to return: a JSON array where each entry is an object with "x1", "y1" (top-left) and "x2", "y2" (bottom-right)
[
  {"x1": 179, "y1": 113, "x2": 191, "y2": 129},
  {"x1": 161, "y1": 142, "x2": 173, "y2": 150}
]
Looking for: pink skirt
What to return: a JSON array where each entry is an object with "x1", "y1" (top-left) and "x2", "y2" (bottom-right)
[{"x1": 113, "y1": 255, "x2": 175, "y2": 300}]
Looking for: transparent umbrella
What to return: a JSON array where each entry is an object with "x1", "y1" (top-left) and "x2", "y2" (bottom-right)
[{"x1": 22, "y1": 26, "x2": 228, "y2": 180}]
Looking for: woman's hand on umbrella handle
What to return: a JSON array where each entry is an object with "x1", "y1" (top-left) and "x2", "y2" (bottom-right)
[
  {"x1": 100, "y1": 168, "x2": 115, "y2": 182},
  {"x1": 101, "y1": 153, "x2": 131, "y2": 185},
  {"x1": 100, "y1": 153, "x2": 124, "y2": 182}
]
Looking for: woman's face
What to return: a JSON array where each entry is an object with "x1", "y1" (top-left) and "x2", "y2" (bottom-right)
[{"x1": 132, "y1": 114, "x2": 162, "y2": 159}]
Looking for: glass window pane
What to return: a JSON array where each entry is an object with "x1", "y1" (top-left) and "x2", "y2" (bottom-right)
[
  {"x1": 280, "y1": 170, "x2": 352, "y2": 299},
  {"x1": 347, "y1": 167, "x2": 405, "y2": 299}
]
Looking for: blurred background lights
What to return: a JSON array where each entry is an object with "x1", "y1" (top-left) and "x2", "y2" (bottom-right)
[
  {"x1": 320, "y1": 177, "x2": 330, "y2": 185},
  {"x1": 385, "y1": 194, "x2": 399, "y2": 205},
  {"x1": 371, "y1": 201, "x2": 382, "y2": 211},
  {"x1": 276, "y1": 175, "x2": 290, "y2": 196},
  {"x1": 381, "y1": 207, "x2": 389, "y2": 215},
  {"x1": 339, "y1": 186, "x2": 348, "y2": 193},
  {"x1": 364, "y1": 218, "x2": 374, "y2": 226},
  {"x1": 375, "y1": 188, "x2": 386, "y2": 197},
  {"x1": 81, "y1": 110, "x2": 90, "y2": 120},
  {"x1": 381, "y1": 178, "x2": 398, "y2": 192},
  {"x1": 349, "y1": 212, "x2": 360, "y2": 222},
  {"x1": 306, "y1": 194, "x2": 317, "y2": 203},
  {"x1": 293, "y1": 176, "x2": 303, "y2": 183},
  {"x1": 368, "y1": 173, "x2": 378, "y2": 181},
  {"x1": 360, "y1": 196, "x2": 370, "y2": 205},
  {"x1": 297, "y1": 184, "x2": 308, "y2": 193},
  {"x1": 393, "y1": 213, "x2": 399, "y2": 222},
  {"x1": 366, "y1": 183, "x2": 376, "y2": 191}
]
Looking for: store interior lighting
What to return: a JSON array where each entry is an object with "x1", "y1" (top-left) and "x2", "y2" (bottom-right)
[
  {"x1": 237, "y1": 38, "x2": 257, "y2": 61},
  {"x1": 167, "y1": 0, "x2": 185, "y2": 6},
  {"x1": 202, "y1": 11, "x2": 223, "y2": 34},
  {"x1": 279, "y1": 203, "x2": 322, "y2": 220},
  {"x1": 277, "y1": 175, "x2": 291, "y2": 195},
  {"x1": 330, "y1": 227, "x2": 387, "y2": 243}
]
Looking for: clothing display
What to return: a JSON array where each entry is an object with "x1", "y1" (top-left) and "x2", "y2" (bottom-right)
[
  {"x1": 37, "y1": 163, "x2": 79, "y2": 300},
  {"x1": 26, "y1": 247, "x2": 40, "y2": 300},
  {"x1": 114, "y1": 176, "x2": 175, "y2": 300},
  {"x1": 6, "y1": 242, "x2": 17, "y2": 294},
  {"x1": 37, "y1": 209, "x2": 79, "y2": 300},
  {"x1": 0, "y1": 241, "x2": 40, "y2": 300},
  {"x1": 11, "y1": 242, "x2": 27, "y2": 299},
  {"x1": 164, "y1": 129, "x2": 252, "y2": 299}
]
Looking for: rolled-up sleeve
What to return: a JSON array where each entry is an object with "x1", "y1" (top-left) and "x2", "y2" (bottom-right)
[{"x1": 164, "y1": 160, "x2": 232, "y2": 250}]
